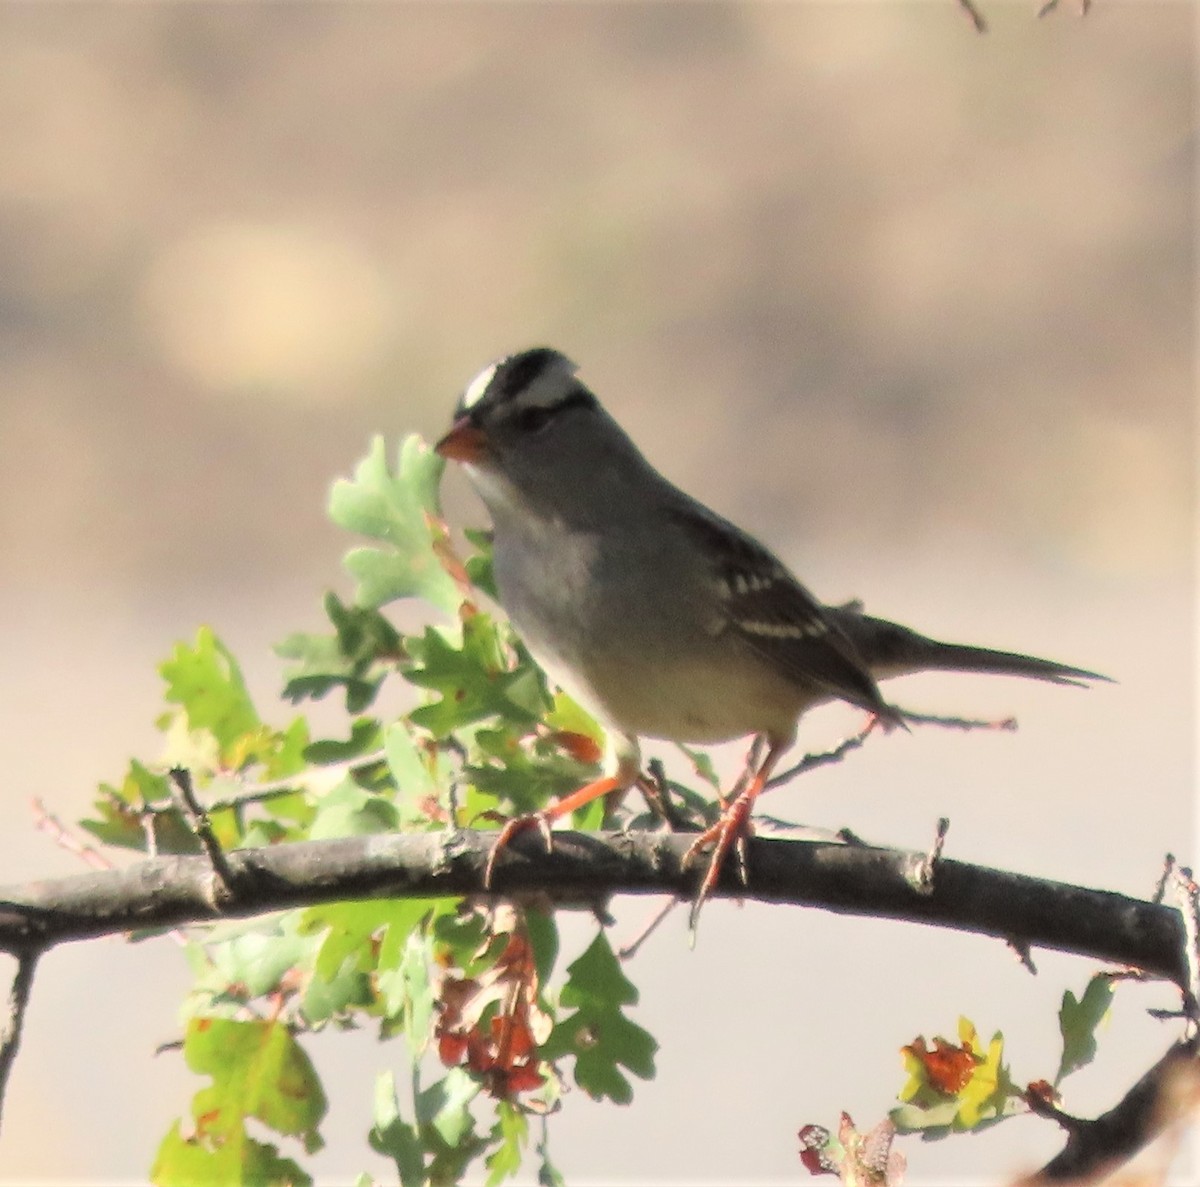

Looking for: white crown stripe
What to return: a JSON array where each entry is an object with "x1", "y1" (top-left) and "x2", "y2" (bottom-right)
[{"x1": 461, "y1": 362, "x2": 499, "y2": 409}]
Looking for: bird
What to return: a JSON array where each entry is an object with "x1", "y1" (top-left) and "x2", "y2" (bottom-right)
[{"x1": 434, "y1": 347, "x2": 1107, "y2": 912}]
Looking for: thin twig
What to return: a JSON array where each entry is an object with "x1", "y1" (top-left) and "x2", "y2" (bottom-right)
[
  {"x1": 908, "y1": 817, "x2": 950, "y2": 895},
  {"x1": 31, "y1": 799, "x2": 113, "y2": 871},
  {"x1": 169, "y1": 768, "x2": 237, "y2": 902},
  {"x1": 0, "y1": 949, "x2": 40, "y2": 1137},
  {"x1": 1037, "y1": 0, "x2": 1092, "y2": 18},
  {"x1": 900, "y1": 708, "x2": 1017, "y2": 732},
  {"x1": 637, "y1": 761, "x2": 679, "y2": 829},
  {"x1": 957, "y1": 0, "x2": 988, "y2": 33},
  {"x1": 765, "y1": 719, "x2": 879, "y2": 790},
  {"x1": 617, "y1": 896, "x2": 681, "y2": 961},
  {"x1": 1170, "y1": 864, "x2": 1199, "y2": 1029},
  {"x1": 138, "y1": 748, "x2": 390, "y2": 820},
  {"x1": 1153, "y1": 853, "x2": 1176, "y2": 905}
]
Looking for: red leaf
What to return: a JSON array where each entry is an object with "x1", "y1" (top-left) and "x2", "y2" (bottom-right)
[
  {"x1": 548, "y1": 730, "x2": 603, "y2": 765},
  {"x1": 438, "y1": 1032, "x2": 469, "y2": 1066},
  {"x1": 798, "y1": 1124, "x2": 837, "y2": 1176},
  {"x1": 903, "y1": 1035, "x2": 976, "y2": 1094}
]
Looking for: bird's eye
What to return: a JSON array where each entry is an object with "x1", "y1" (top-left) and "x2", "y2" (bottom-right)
[{"x1": 510, "y1": 405, "x2": 556, "y2": 434}]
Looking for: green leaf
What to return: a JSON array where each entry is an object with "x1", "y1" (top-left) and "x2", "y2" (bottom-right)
[
  {"x1": 277, "y1": 592, "x2": 403, "y2": 712},
  {"x1": 524, "y1": 909, "x2": 559, "y2": 989},
  {"x1": 1056, "y1": 974, "x2": 1115, "y2": 1085},
  {"x1": 330, "y1": 434, "x2": 461, "y2": 613},
  {"x1": 384, "y1": 720, "x2": 456, "y2": 827},
  {"x1": 303, "y1": 899, "x2": 439, "y2": 985},
  {"x1": 432, "y1": 908, "x2": 492, "y2": 974},
  {"x1": 543, "y1": 691, "x2": 604, "y2": 748},
  {"x1": 303, "y1": 717, "x2": 384, "y2": 766},
  {"x1": 462, "y1": 527, "x2": 497, "y2": 598},
  {"x1": 559, "y1": 931, "x2": 637, "y2": 1011},
  {"x1": 485, "y1": 1101, "x2": 528, "y2": 1185},
  {"x1": 416, "y1": 1067, "x2": 482, "y2": 1147},
  {"x1": 384, "y1": 721, "x2": 439, "y2": 798},
  {"x1": 676, "y1": 743, "x2": 722, "y2": 789},
  {"x1": 159, "y1": 627, "x2": 261, "y2": 759},
  {"x1": 300, "y1": 954, "x2": 373, "y2": 1026},
  {"x1": 198, "y1": 913, "x2": 316, "y2": 1001},
  {"x1": 373, "y1": 922, "x2": 437, "y2": 1035},
  {"x1": 892, "y1": 1018, "x2": 1022, "y2": 1137},
  {"x1": 152, "y1": 1120, "x2": 312, "y2": 1187},
  {"x1": 182, "y1": 1016, "x2": 326, "y2": 1149},
  {"x1": 407, "y1": 614, "x2": 546, "y2": 738},
  {"x1": 307, "y1": 776, "x2": 398, "y2": 840},
  {"x1": 955, "y1": 1028, "x2": 1019, "y2": 1129},
  {"x1": 540, "y1": 932, "x2": 657, "y2": 1104},
  {"x1": 83, "y1": 761, "x2": 198, "y2": 853},
  {"x1": 465, "y1": 725, "x2": 596, "y2": 817},
  {"x1": 537, "y1": 1138, "x2": 568, "y2": 1187},
  {"x1": 369, "y1": 1071, "x2": 426, "y2": 1187},
  {"x1": 889, "y1": 1097, "x2": 961, "y2": 1137}
]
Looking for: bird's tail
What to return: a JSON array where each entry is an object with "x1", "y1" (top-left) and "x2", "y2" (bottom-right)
[{"x1": 829, "y1": 606, "x2": 1111, "y2": 688}]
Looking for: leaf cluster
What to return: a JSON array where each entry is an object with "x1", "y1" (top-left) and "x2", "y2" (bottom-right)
[{"x1": 83, "y1": 436, "x2": 661, "y2": 1186}]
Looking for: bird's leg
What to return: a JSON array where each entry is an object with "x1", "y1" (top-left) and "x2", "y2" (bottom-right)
[
  {"x1": 717, "y1": 735, "x2": 765, "y2": 811},
  {"x1": 682, "y1": 734, "x2": 789, "y2": 924},
  {"x1": 483, "y1": 752, "x2": 640, "y2": 888}
]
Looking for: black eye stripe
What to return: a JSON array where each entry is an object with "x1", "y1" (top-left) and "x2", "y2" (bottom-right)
[{"x1": 510, "y1": 405, "x2": 555, "y2": 433}]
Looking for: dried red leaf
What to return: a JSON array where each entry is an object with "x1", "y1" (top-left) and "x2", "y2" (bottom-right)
[
  {"x1": 491, "y1": 1012, "x2": 536, "y2": 1062},
  {"x1": 547, "y1": 729, "x2": 603, "y2": 765},
  {"x1": 798, "y1": 1122, "x2": 838, "y2": 1176},
  {"x1": 430, "y1": 905, "x2": 551, "y2": 1100},
  {"x1": 438, "y1": 1031, "x2": 469, "y2": 1066},
  {"x1": 903, "y1": 1035, "x2": 976, "y2": 1094},
  {"x1": 496, "y1": 1061, "x2": 546, "y2": 1096}
]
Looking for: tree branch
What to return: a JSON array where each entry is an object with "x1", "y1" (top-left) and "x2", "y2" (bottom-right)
[
  {"x1": 1023, "y1": 1032, "x2": 1200, "y2": 1184},
  {"x1": 0, "y1": 948, "x2": 40, "y2": 1136},
  {"x1": 0, "y1": 830, "x2": 1186, "y2": 985}
]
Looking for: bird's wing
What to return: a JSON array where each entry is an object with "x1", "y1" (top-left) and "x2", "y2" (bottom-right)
[{"x1": 669, "y1": 505, "x2": 897, "y2": 721}]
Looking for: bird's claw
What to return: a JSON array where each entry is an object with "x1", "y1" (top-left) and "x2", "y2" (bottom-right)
[{"x1": 483, "y1": 811, "x2": 555, "y2": 888}]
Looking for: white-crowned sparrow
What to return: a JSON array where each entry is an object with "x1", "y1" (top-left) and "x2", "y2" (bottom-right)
[{"x1": 435, "y1": 347, "x2": 1106, "y2": 904}]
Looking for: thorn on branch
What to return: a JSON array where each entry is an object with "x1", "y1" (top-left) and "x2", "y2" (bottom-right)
[
  {"x1": 168, "y1": 768, "x2": 238, "y2": 906},
  {"x1": 1008, "y1": 937, "x2": 1038, "y2": 976},
  {"x1": 0, "y1": 948, "x2": 40, "y2": 1138}
]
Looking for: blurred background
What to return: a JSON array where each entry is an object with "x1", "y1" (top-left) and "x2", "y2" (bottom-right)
[{"x1": 0, "y1": 3, "x2": 1193, "y2": 1183}]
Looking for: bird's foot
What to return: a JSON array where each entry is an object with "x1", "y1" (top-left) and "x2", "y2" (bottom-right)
[
  {"x1": 482, "y1": 772, "x2": 625, "y2": 888},
  {"x1": 681, "y1": 790, "x2": 757, "y2": 929},
  {"x1": 483, "y1": 812, "x2": 556, "y2": 888}
]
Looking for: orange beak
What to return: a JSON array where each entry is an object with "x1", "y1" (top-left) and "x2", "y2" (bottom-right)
[{"x1": 435, "y1": 417, "x2": 489, "y2": 464}]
